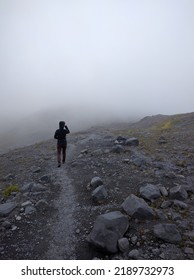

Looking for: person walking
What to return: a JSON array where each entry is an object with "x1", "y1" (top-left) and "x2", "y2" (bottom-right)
[{"x1": 54, "y1": 121, "x2": 70, "y2": 167}]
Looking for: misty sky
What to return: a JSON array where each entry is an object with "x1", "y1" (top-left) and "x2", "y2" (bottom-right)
[{"x1": 0, "y1": 0, "x2": 194, "y2": 128}]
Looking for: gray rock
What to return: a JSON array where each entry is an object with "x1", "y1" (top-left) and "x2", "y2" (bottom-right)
[
  {"x1": 40, "y1": 175, "x2": 51, "y2": 183},
  {"x1": 152, "y1": 248, "x2": 161, "y2": 256},
  {"x1": 92, "y1": 149, "x2": 102, "y2": 155},
  {"x1": 128, "y1": 249, "x2": 140, "y2": 259},
  {"x1": 153, "y1": 223, "x2": 182, "y2": 243},
  {"x1": 32, "y1": 167, "x2": 41, "y2": 173},
  {"x1": 92, "y1": 185, "x2": 108, "y2": 203},
  {"x1": 173, "y1": 200, "x2": 188, "y2": 209},
  {"x1": 184, "y1": 185, "x2": 194, "y2": 194},
  {"x1": 87, "y1": 211, "x2": 129, "y2": 253},
  {"x1": 155, "y1": 209, "x2": 168, "y2": 221},
  {"x1": 131, "y1": 235, "x2": 138, "y2": 244},
  {"x1": 3, "y1": 173, "x2": 15, "y2": 181},
  {"x1": 183, "y1": 231, "x2": 194, "y2": 241},
  {"x1": 21, "y1": 182, "x2": 46, "y2": 193},
  {"x1": 184, "y1": 247, "x2": 194, "y2": 254},
  {"x1": 15, "y1": 215, "x2": 21, "y2": 221},
  {"x1": 159, "y1": 186, "x2": 168, "y2": 196},
  {"x1": 21, "y1": 201, "x2": 32, "y2": 208},
  {"x1": 115, "y1": 136, "x2": 126, "y2": 145},
  {"x1": 111, "y1": 144, "x2": 125, "y2": 153},
  {"x1": 177, "y1": 220, "x2": 190, "y2": 230},
  {"x1": 25, "y1": 205, "x2": 36, "y2": 215},
  {"x1": 171, "y1": 211, "x2": 182, "y2": 221},
  {"x1": 169, "y1": 185, "x2": 188, "y2": 200},
  {"x1": 160, "y1": 201, "x2": 172, "y2": 209},
  {"x1": 81, "y1": 149, "x2": 88, "y2": 154},
  {"x1": 122, "y1": 159, "x2": 130, "y2": 164},
  {"x1": 90, "y1": 177, "x2": 103, "y2": 188},
  {"x1": 35, "y1": 199, "x2": 49, "y2": 210},
  {"x1": 165, "y1": 171, "x2": 176, "y2": 179},
  {"x1": 125, "y1": 137, "x2": 139, "y2": 146},
  {"x1": 2, "y1": 220, "x2": 11, "y2": 229},
  {"x1": 0, "y1": 202, "x2": 17, "y2": 217},
  {"x1": 121, "y1": 194, "x2": 155, "y2": 219},
  {"x1": 139, "y1": 184, "x2": 161, "y2": 201},
  {"x1": 158, "y1": 136, "x2": 167, "y2": 144},
  {"x1": 131, "y1": 156, "x2": 146, "y2": 167},
  {"x1": 118, "y1": 238, "x2": 129, "y2": 253}
]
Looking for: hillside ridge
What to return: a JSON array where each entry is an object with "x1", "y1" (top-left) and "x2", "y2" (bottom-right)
[{"x1": 0, "y1": 112, "x2": 194, "y2": 259}]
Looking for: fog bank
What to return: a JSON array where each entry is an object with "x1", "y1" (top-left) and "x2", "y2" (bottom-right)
[{"x1": 0, "y1": 1, "x2": 194, "y2": 151}]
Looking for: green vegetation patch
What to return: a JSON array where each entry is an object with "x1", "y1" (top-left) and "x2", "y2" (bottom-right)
[{"x1": 2, "y1": 185, "x2": 19, "y2": 198}]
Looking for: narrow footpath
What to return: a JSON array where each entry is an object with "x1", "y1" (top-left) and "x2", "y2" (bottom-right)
[{"x1": 43, "y1": 143, "x2": 78, "y2": 260}]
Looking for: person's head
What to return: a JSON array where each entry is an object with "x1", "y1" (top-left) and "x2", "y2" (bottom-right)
[{"x1": 59, "y1": 121, "x2": 65, "y2": 129}]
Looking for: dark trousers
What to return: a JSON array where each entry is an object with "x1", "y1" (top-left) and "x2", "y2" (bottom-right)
[{"x1": 57, "y1": 144, "x2": 67, "y2": 163}]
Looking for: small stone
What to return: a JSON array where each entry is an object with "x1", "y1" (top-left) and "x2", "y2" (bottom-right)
[
  {"x1": 128, "y1": 249, "x2": 140, "y2": 259},
  {"x1": 131, "y1": 236, "x2": 138, "y2": 244},
  {"x1": 123, "y1": 159, "x2": 130, "y2": 164},
  {"x1": 76, "y1": 229, "x2": 80, "y2": 234},
  {"x1": 11, "y1": 225, "x2": 17, "y2": 231},
  {"x1": 184, "y1": 247, "x2": 193, "y2": 254},
  {"x1": 152, "y1": 248, "x2": 160, "y2": 256},
  {"x1": 2, "y1": 221, "x2": 11, "y2": 229},
  {"x1": 169, "y1": 185, "x2": 188, "y2": 200},
  {"x1": 160, "y1": 201, "x2": 172, "y2": 209},
  {"x1": 25, "y1": 206, "x2": 36, "y2": 215},
  {"x1": 40, "y1": 175, "x2": 51, "y2": 183},
  {"x1": 35, "y1": 199, "x2": 48, "y2": 210},
  {"x1": 81, "y1": 149, "x2": 88, "y2": 154},
  {"x1": 118, "y1": 238, "x2": 129, "y2": 252},
  {"x1": 90, "y1": 177, "x2": 103, "y2": 188},
  {"x1": 159, "y1": 252, "x2": 165, "y2": 259},
  {"x1": 15, "y1": 215, "x2": 21, "y2": 221},
  {"x1": 32, "y1": 167, "x2": 41, "y2": 173},
  {"x1": 159, "y1": 186, "x2": 168, "y2": 196},
  {"x1": 21, "y1": 201, "x2": 32, "y2": 208},
  {"x1": 3, "y1": 173, "x2": 14, "y2": 181},
  {"x1": 173, "y1": 200, "x2": 188, "y2": 209}
]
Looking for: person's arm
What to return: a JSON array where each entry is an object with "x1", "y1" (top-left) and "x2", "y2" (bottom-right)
[
  {"x1": 64, "y1": 125, "x2": 70, "y2": 134},
  {"x1": 54, "y1": 130, "x2": 58, "y2": 139}
]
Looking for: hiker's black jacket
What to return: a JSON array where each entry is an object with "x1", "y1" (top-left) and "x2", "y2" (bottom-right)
[{"x1": 54, "y1": 125, "x2": 70, "y2": 146}]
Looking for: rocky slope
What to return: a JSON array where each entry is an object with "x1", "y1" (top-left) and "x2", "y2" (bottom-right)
[{"x1": 0, "y1": 112, "x2": 194, "y2": 260}]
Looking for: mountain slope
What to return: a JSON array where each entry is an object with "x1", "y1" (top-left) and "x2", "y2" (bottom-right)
[{"x1": 0, "y1": 112, "x2": 194, "y2": 260}]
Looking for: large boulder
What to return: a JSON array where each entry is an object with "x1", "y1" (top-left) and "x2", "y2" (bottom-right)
[
  {"x1": 139, "y1": 184, "x2": 161, "y2": 201},
  {"x1": 121, "y1": 194, "x2": 155, "y2": 219},
  {"x1": 169, "y1": 185, "x2": 188, "y2": 200},
  {"x1": 153, "y1": 223, "x2": 182, "y2": 243},
  {"x1": 87, "y1": 211, "x2": 129, "y2": 253}
]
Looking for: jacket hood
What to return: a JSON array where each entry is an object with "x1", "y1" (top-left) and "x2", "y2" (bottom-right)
[{"x1": 59, "y1": 121, "x2": 65, "y2": 129}]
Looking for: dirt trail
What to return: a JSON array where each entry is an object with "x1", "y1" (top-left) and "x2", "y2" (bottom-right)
[{"x1": 43, "y1": 143, "x2": 78, "y2": 259}]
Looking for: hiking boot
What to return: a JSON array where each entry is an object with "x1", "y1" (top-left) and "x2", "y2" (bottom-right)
[{"x1": 58, "y1": 163, "x2": 61, "y2": 168}]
